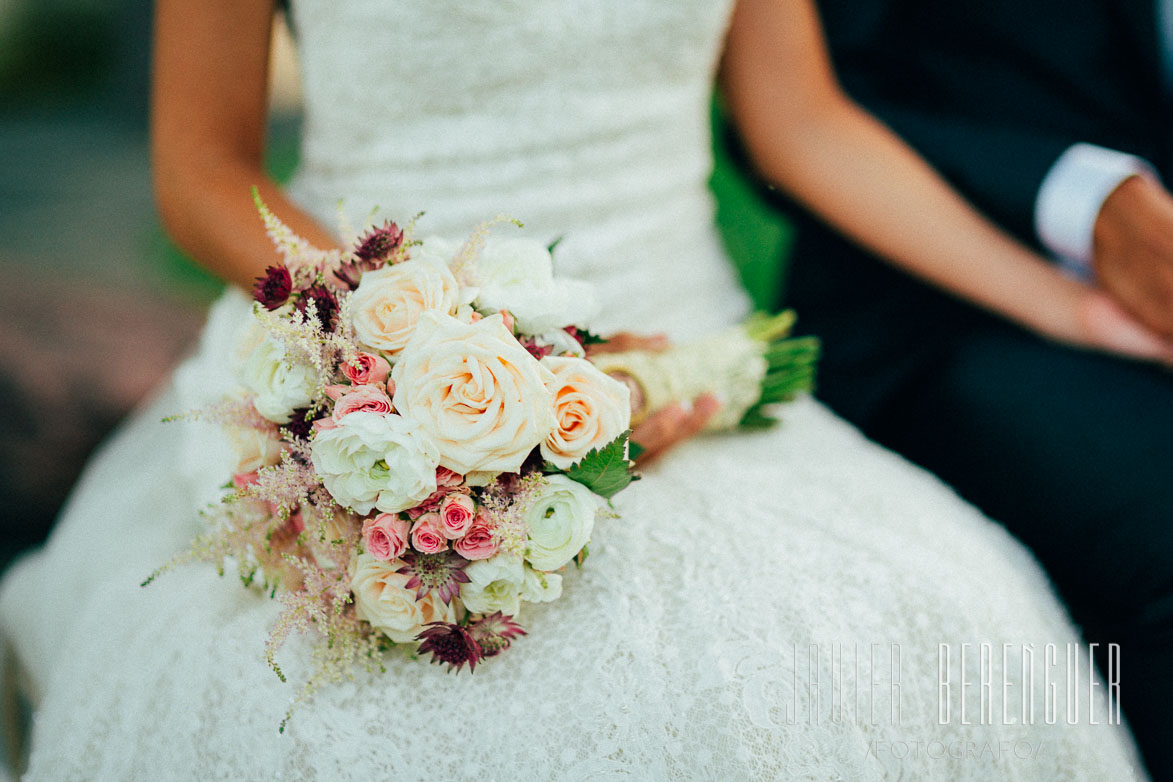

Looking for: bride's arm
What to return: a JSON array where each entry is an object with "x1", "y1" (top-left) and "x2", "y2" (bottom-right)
[
  {"x1": 720, "y1": 0, "x2": 1173, "y2": 363},
  {"x1": 152, "y1": 0, "x2": 339, "y2": 289}
]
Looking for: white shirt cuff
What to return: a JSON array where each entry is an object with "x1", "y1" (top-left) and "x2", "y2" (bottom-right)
[{"x1": 1034, "y1": 143, "x2": 1158, "y2": 278}]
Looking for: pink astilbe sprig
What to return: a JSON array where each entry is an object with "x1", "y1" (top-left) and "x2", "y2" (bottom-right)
[
  {"x1": 295, "y1": 284, "x2": 339, "y2": 331},
  {"x1": 396, "y1": 551, "x2": 471, "y2": 604},
  {"x1": 416, "y1": 622, "x2": 482, "y2": 673},
  {"x1": 467, "y1": 612, "x2": 527, "y2": 658},
  {"x1": 252, "y1": 188, "x2": 347, "y2": 287},
  {"x1": 477, "y1": 472, "x2": 549, "y2": 557},
  {"x1": 268, "y1": 552, "x2": 383, "y2": 733},
  {"x1": 246, "y1": 441, "x2": 321, "y2": 519},
  {"x1": 163, "y1": 392, "x2": 275, "y2": 432}
]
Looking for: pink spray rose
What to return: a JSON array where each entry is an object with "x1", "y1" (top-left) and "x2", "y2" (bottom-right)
[
  {"x1": 438, "y1": 493, "x2": 476, "y2": 539},
  {"x1": 362, "y1": 513, "x2": 411, "y2": 561},
  {"x1": 343, "y1": 351, "x2": 391, "y2": 387},
  {"x1": 411, "y1": 512, "x2": 449, "y2": 554},
  {"x1": 436, "y1": 466, "x2": 464, "y2": 489},
  {"x1": 404, "y1": 467, "x2": 466, "y2": 519},
  {"x1": 454, "y1": 513, "x2": 499, "y2": 560},
  {"x1": 330, "y1": 385, "x2": 394, "y2": 424}
]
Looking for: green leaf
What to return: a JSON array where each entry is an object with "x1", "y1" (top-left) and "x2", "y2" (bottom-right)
[
  {"x1": 738, "y1": 404, "x2": 779, "y2": 430},
  {"x1": 562, "y1": 431, "x2": 639, "y2": 499}
]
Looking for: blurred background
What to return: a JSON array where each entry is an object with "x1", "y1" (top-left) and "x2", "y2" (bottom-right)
[{"x1": 0, "y1": 0, "x2": 790, "y2": 570}]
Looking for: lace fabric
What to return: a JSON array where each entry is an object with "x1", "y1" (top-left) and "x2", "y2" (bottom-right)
[{"x1": 0, "y1": 1, "x2": 1146, "y2": 778}]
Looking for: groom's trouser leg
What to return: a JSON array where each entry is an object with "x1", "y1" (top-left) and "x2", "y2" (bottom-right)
[{"x1": 784, "y1": 227, "x2": 1173, "y2": 780}]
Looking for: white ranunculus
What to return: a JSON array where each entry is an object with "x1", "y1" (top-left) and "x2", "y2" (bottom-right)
[
  {"x1": 392, "y1": 312, "x2": 557, "y2": 475},
  {"x1": 310, "y1": 411, "x2": 440, "y2": 514},
  {"x1": 410, "y1": 235, "x2": 462, "y2": 268},
  {"x1": 523, "y1": 475, "x2": 599, "y2": 571},
  {"x1": 539, "y1": 355, "x2": 631, "y2": 469},
  {"x1": 521, "y1": 564, "x2": 563, "y2": 604},
  {"x1": 460, "y1": 554, "x2": 525, "y2": 616},
  {"x1": 349, "y1": 256, "x2": 461, "y2": 357},
  {"x1": 241, "y1": 336, "x2": 317, "y2": 424},
  {"x1": 350, "y1": 553, "x2": 459, "y2": 643},
  {"x1": 473, "y1": 236, "x2": 597, "y2": 334}
]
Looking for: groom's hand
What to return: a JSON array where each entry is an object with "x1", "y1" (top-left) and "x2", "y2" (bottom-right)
[{"x1": 1093, "y1": 174, "x2": 1173, "y2": 338}]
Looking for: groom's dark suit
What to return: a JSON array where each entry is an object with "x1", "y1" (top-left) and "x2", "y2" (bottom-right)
[{"x1": 772, "y1": 0, "x2": 1173, "y2": 776}]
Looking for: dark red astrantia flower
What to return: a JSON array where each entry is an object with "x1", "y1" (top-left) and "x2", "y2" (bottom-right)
[
  {"x1": 253, "y1": 265, "x2": 293, "y2": 310},
  {"x1": 296, "y1": 284, "x2": 338, "y2": 330},
  {"x1": 468, "y1": 612, "x2": 526, "y2": 658},
  {"x1": 353, "y1": 221, "x2": 405, "y2": 264},
  {"x1": 416, "y1": 622, "x2": 482, "y2": 673}
]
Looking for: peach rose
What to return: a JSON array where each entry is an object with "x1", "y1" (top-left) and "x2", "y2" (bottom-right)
[
  {"x1": 410, "y1": 512, "x2": 448, "y2": 554},
  {"x1": 350, "y1": 259, "x2": 460, "y2": 356},
  {"x1": 438, "y1": 494, "x2": 476, "y2": 539},
  {"x1": 391, "y1": 312, "x2": 557, "y2": 474},
  {"x1": 362, "y1": 513, "x2": 410, "y2": 561},
  {"x1": 538, "y1": 356, "x2": 631, "y2": 469},
  {"x1": 350, "y1": 553, "x2": 459, "y2": 643}
]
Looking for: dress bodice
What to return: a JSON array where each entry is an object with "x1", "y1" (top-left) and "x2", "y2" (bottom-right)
[{"x1": 285, "y1": 0, "x2": 750, "y2": 338}]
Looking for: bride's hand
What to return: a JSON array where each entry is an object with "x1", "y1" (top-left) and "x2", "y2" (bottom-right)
[
  {"x1": 1027, "y1": 277, "x2": 1173, "y2": 366},
  {"x1": 588, "y1": 332, "x2": 720, "y2": 464},
  {"x1": 629, "y1": 394, "x2": 721, "y2": 465},
  {"x1": 1070, "y1": 288, "x2": 1173, "y2": 365}
]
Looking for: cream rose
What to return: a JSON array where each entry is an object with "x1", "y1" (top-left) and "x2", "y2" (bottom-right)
[
  {"x1": 228, "y1": 425, "x2": 284, "y2": 474},
  {"x1": 539, "y1": 356, "x2": 631, "y2": 468},
  {"x1": 350, "y1": 553, "x2": 459, "y2": 643},
  {"x1": 523, "y1": 475, "x2": 599, "y2": 571},
  {"x1": 473, "y1": 236, "x2": 597, "y2": 334},
  {"x1": 391, "y1": 312, "x2": 557, "y2": 475},
  {"x1": 241, "y1": 336, "x2": 317, "y2": 423},
  {"x1": 460, "y1": 554, "x2": 525, "y2": 616},
  {"x1": 309, "y1": 411, "x2": 440, "y2": 514},
  {"x1": 350, "y1": 257, "x2": 460, "y2": 356}
]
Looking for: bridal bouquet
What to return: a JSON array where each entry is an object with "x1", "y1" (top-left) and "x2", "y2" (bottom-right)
[{"x1": 150, "y1": 192, "x2": 816, "y2": 728}]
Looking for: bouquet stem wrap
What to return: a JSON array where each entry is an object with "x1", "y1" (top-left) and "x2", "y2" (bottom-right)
[{"x1": 589, "y1": 311, "x2": 820, "y2": 430}]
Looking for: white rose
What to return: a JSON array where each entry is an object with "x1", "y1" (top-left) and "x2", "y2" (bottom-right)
[
  {"x1": 310, "y1": 411, "x2": 440, "y2": 514},
  {"x1": 228, "y1": 425, "x2": 284, "y2": 474},
  {"x1": 350, "y1": 257, "x2": 460, "y2": 356},
  {"x1": 523, "y1": 475, "x2": 599, "y2": 571},
  {"x1": 461, "y1": 554, "x2": 525, "y2": 616},
  {"x1": 539, "y1": 356, "x2": 631, "y2": 469},
  {"x1": 473, "y1": 236, "x2": 597, "y2": 334},
  {"x1": 350, "y1": 553, "x2": 459, "y2": 643},
  {"x1": 521, "y1": 564, "x2": 563, "y2": 604},
  {"x1": 392, "y1": 312, "x2": 557, "y2": 475},
  {"x1": 241, "y1": 336, "x2": 317, "y2": 424}
]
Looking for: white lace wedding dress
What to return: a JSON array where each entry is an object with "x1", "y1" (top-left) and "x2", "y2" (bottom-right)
[{"x1": 0, "y1": 1, "x2": 1146, "y2": 780}]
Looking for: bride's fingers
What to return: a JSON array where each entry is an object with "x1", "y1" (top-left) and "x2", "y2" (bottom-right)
[
  {"x1": 1078, "y1": 291, "x2": 1173, "y2": 366},
  {"x1": 588, "y1": 331, "x2": 671, "y2": 356},
  {"x1": 632, "y1": 394, "x2": 721, "y2": 465}
]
